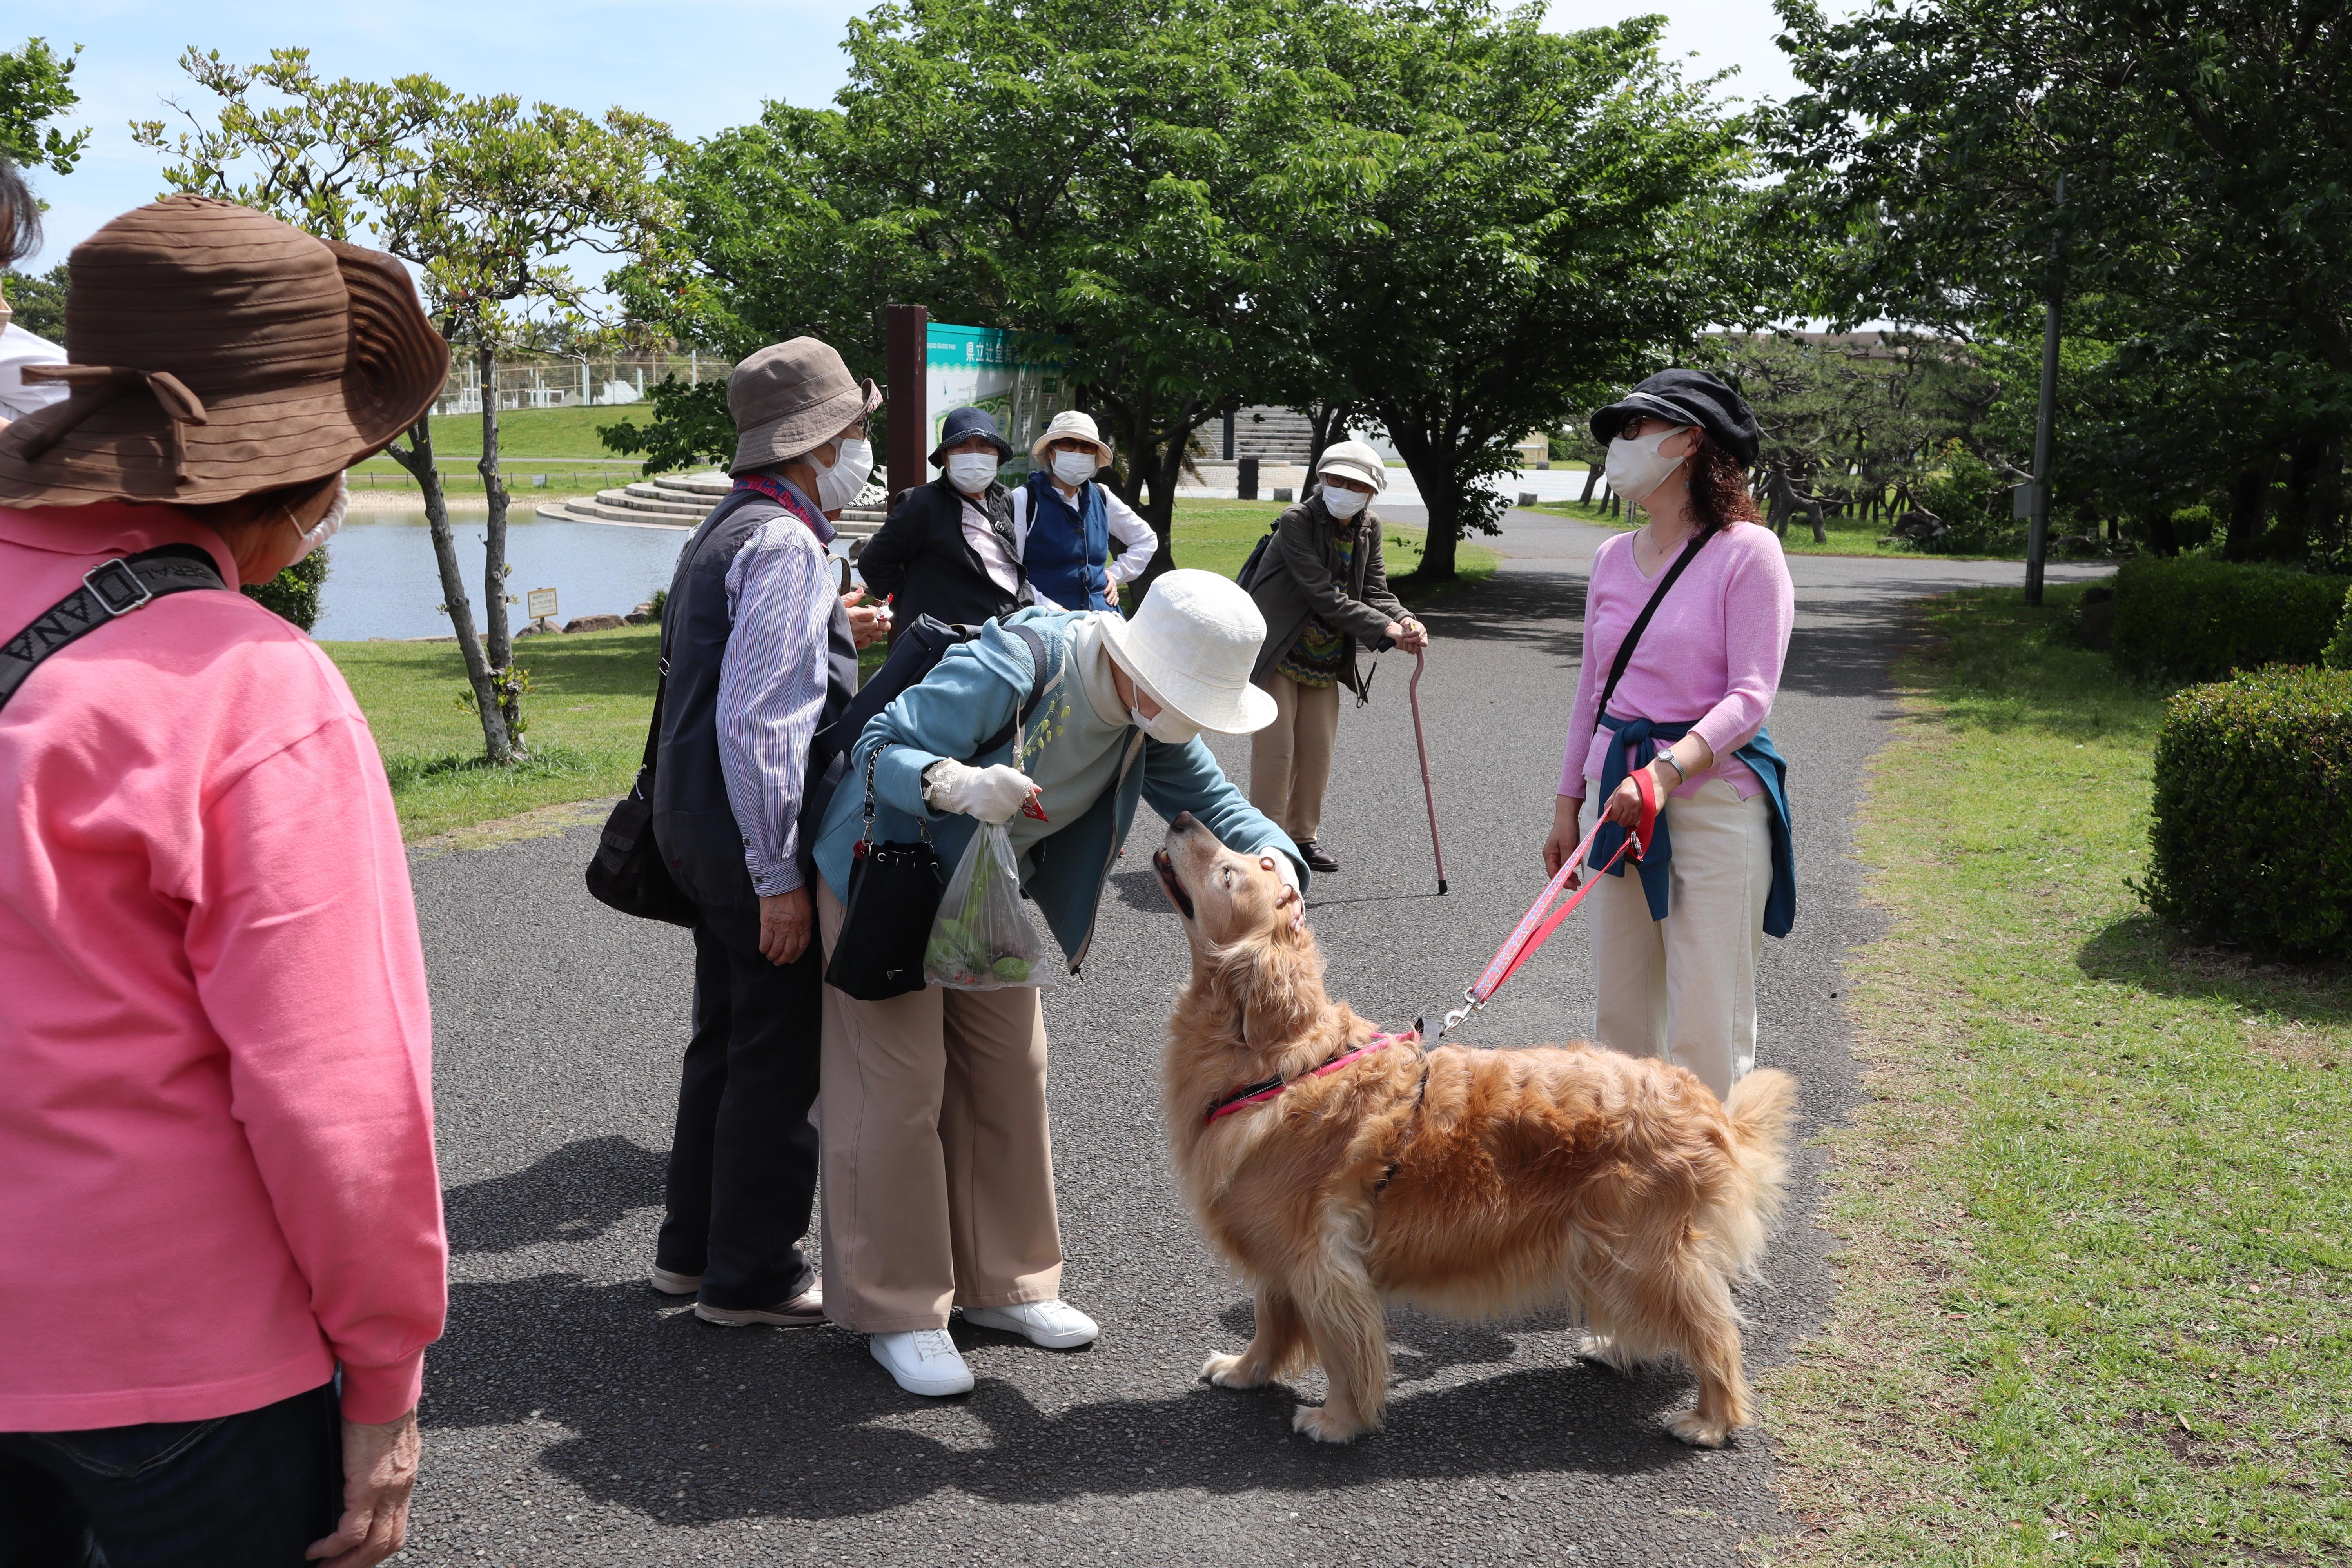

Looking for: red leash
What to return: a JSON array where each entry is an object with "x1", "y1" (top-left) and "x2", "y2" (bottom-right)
[
  {"x1": 1204, "y1": 1031, "x2": 1418, "y2": 1124},
  {"x1": 1436, "y1": 768, "x2": 1659, "y2": 1039}
]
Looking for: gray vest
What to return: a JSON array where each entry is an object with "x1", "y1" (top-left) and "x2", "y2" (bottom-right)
[{"x1": 652, "y1": 490, "x2": 856, "y2": 911}]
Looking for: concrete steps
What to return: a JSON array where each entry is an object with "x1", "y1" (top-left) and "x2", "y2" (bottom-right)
[{"x1": 530, "y1": 468, "x2": 887, "y2": 546}]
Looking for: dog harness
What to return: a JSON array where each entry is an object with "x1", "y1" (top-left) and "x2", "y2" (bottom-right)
[{"x1": 1204, "y1": 1031, "x2": 1419, "y2": 1124}]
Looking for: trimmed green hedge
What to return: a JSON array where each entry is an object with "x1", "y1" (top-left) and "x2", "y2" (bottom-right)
[
  {"x1": 2325, "y1": 584, "x2": 2352, "y2": 670},
  {"x1": 2139, "y1": 665, "x2": 2352, "y2": 957},
  {"x1": 242, "y1": 548, "x2": 329, "y2": 633},
  {"x1": 2110, "y1": 557, "x2": 2352, "y2": 683}
]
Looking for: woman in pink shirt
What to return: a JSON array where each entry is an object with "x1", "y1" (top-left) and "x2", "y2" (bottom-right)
[
  {"x1": 0, "y1": 197, "x2": 449, "y2": 1566},
  {"x1": 1541, "y1": 370, "x2": 1795, "y2": 1102}
]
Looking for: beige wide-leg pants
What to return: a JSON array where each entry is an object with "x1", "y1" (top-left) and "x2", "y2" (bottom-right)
[
  {"x1": 817, "y1": 885, "x2": 1063, "y2": 1333},
  {"x1": 1584, "y1": 776, "x2": 1772, "y2": 1102},
  {"x1": 1249, "y1": 672, "x2": 1342, "y2": 842}
]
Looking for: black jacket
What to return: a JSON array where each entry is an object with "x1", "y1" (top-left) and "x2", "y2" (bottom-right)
[{"x1": 859, "y1": 476, "x2": 1024, "y2": 630}]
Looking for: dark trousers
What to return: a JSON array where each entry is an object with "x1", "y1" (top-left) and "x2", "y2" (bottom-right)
[
  {"x1": 0, "y1": 1383, "x2": 340, "y2": 1568},
  {"x1": 655, "y1": 903, "x2": 824, "y2": 1310}
]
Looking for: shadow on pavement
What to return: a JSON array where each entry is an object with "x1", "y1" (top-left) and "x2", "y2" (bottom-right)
[
  {"x1": 420, "y1": 1272, "x2": 1704, "y2": 1526},
  {"x1": 443, "y1": 1135, "x2": 670, "y2": 1254}
]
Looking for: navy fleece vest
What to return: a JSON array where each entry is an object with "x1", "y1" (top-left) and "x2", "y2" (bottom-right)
[{"x1": 1021, "y1": 471, "x2": 1111, "y2": 610}]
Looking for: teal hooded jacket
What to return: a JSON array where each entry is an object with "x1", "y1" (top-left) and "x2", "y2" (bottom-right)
[{"x1": 812, "y1": 608, "x2": 1306, "y2": 975}]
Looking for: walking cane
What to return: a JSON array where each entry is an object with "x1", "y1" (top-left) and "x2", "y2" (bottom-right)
[{"x1": 1408, "y1": 649, "x2": 1448, "y2": 894}]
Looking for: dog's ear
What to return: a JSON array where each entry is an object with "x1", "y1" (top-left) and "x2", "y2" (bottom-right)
[{"x1": 1218, "y1": 929, "x2": 1326, "y2": 1054}]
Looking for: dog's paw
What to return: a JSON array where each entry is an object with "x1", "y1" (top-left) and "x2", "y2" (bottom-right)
[
  {"x1": 1291, "y1": 1404, "x2": 1363, "y2": 1444},
  {"x1": 1667, "y1": 1411, "x2": 1732, "y2": 1449},
  {"x1": 1577, "y1": 1333, "x2": 1637, "y2": 1377},
  {"x1": 1201, "y1": 1352, "x2": 1267, "y2": 1389}
]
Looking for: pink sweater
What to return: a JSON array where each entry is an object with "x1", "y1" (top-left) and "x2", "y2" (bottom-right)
[
  {"x1": 1561, "y1": 521, "x2": 1795, "y2": 800},
  {"x1": 0, "y1": 504, "x2": 445, "y2": 1431}
]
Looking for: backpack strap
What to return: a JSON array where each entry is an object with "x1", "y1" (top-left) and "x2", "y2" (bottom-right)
[
  {"x1": 975, "y1": 621, "x2": 1053, "y2": 759},
  {"x1": 0, "y1": 544, "x2": 232, "y2": 714}
]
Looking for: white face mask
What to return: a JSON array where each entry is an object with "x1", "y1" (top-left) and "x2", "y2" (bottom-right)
[
  {"x1": 1604, "y1": 424, "x2": 1689, "y2": 504},
  {"x1": 945, "y1": 451, "x2": 999, "y2": 494},
  {"x1": 287, "y1": 474, "x2": 349, "y2": 563},
  {"x1": 1050, "y1": 449, "x2": 1098, "y2": 486},
  {"x1": 1131, "y1": 701, "x2": 1200, "y2": 744},
  {"x1": 815, "y1": 436, "x2": 875, "y2": 511},
  {"x1": 1320, "y1": 483, "x2": 1370, "y2": 519}
]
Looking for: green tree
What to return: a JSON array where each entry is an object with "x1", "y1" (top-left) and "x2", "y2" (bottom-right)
[
  {"x1": 1765, "y1": 0, "x2": 2352, "y2": 564},
  {"x1": 0, "y1": 37, "x2": 86, "y2": 175},
  {"x1": 139, "y1": 49, "x2": 673, "y2": 762},
  {"x1": 1, "y1": 261, "x2": 65, "y2": 340}
]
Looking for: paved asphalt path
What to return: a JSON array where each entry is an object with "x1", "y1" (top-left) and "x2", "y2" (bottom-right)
[{"x1": 401, "y1": 515, "x2": 2108, "y2": 1566}]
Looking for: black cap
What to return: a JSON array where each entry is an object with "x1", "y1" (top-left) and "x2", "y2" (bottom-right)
[
  {"x1": 930, "y1": 405, "x2": 1014, "y2": 467},
  {"x1": 1590, "y1": 369, "x2": 1760, "y2": 468}
]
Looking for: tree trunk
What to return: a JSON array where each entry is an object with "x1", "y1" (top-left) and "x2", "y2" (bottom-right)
[
  {"x1": 2223, "y1": 463, "x2": 2270, "y2": 561},
  {"x1": 476, "y1": 347, "x2": 524, "y2": 750},
  {"x1": 1579, "y1": 464, "x2": 1602, "y2": 505},
  {"x1": 2279, "y1": 431, "x2": 2341, "y2": 564},
  {"x1": 387, "y1": 417, "x2": 515, "y2": 764},
  {"x1": 1303, "y1": 401, "x2": 1356, "y2": 480}
]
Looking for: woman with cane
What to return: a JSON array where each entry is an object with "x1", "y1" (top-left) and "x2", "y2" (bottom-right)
[{"x1": 1539, "y1": 370, "x2": 1795, "y2": 1103}]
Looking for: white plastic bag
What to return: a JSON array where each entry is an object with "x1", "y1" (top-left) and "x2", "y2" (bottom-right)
[{"x1": 923, "y1": 821, "x2": 1055, "y2": 990}]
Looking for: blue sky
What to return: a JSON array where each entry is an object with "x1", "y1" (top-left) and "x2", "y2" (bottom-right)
[{"x1": 12, "y1": 0, "x2": 1813, "y2": 269}]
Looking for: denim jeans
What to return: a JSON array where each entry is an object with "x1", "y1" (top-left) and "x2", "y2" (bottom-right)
[{"x1": 0, "y1": 1382, "x2": 341, "y2": 1568}]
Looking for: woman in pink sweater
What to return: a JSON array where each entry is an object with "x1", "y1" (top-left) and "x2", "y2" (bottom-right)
[
  {"x1": 1541, "y1": 370, "x2": 1795, "y2": 1101},
  {"x1": 0, "y1": 198, "x2": 450, "y2": 1566}
]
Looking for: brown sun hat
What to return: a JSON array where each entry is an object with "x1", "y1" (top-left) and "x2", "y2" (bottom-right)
[
  {"x1": 0, "y1": 194, "x2": 450, "y2": 508},
  {"x1": 728, "y1": 337, "x2": 882, "y2": 477}
]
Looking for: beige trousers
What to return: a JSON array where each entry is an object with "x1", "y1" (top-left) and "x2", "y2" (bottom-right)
[
  {"x1": 1249, "y1": 672, "x2": 1342, "y2": 842},
  {"x1": 816, "y1": 885, "x2": 1063, "y2": 1332},
  {"x1": 1585, "y1": 776, "x2": 1772, "y2": 1102}
]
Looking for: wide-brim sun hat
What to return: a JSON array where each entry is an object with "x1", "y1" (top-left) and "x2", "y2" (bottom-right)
[
  {"x1": 730, "y1": 337, "x2": 883, "y2": 477},
  {"x1": 1097, "y1": 568, "x2": 1278, "y2": 735},
  {"x1": 1029, "y1": 408, "x2": 1114, "y2": 466},
  {"x1": 930, "y1": 404, "x2": 1013, "y2": 467},
  {"x1": 1314, "y1": 438, "x2": 1388, "y2": 494},
  {"x1": 1589, "y1": 368, "x2": 1761, "y2": 468},
  {"x1": 0, "y1": 194, "x2": 450, "y2": 508}
]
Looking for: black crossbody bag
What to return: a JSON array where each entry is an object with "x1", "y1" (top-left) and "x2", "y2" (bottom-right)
[
  {"x1": 0, "y1": 547, "x2": 230, "y2": 713},
  {"x1": 823, "y1": 621, "x2": 1051, "y2": 1001}
]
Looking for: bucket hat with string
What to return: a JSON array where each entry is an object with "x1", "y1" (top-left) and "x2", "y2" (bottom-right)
[{"x1": 0, "y1": 194, "x2": 450, "y2": 509}]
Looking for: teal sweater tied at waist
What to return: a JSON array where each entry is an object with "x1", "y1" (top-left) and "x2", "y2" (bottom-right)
[{"x1": 1588, "y1": 712, "x2": 1795, "y2": 939}]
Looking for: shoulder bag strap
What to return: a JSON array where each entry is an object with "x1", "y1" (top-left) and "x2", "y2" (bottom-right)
[
  {"x1": 0, "y1": 544, "x2": 231, "y2": 714},
  {"x1": 1596, "y1": 528, "x2": 1711, "y2": 720}
]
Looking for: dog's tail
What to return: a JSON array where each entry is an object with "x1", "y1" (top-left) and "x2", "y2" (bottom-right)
[{"x1": 1710, "y1": 1069, "x2": 1797, "y2": 1280}]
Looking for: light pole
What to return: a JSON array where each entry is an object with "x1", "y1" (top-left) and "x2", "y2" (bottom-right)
[{"x1": 2025, "y1": 174, "x2": 2067, "y2": 607}]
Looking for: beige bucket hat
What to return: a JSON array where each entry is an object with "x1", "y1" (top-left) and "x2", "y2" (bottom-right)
[
  {"x1": 1314, "y1": 438, "x2": 1388, "y2": 493},
  {"x1": 1098, "y1": 569, "x2": 1278, "y2": 735},
  {"x1": 728, "y1": 337, "x2": 882, "y2": 477},
  {"x1": 0, "y1": 194, "x2": 449, "y2": 508},
  {"x1": 1029, "y1": 408, "x2": 1114, "y2": 466}
]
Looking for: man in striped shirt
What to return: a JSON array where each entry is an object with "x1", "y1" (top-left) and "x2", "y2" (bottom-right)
[{"x1": 648, "y1": 339, "x2": 887, "y2": 1328}]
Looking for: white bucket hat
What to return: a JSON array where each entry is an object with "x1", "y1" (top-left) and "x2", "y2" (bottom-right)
[
  {"x1": 1315, "y1": 438, "x2": 1387, "y2": 493},
  {"x1": 1031, "y1": 408, "x2": 1115, "y2": 466},
  {"x1": 1098, "y1": 569, "x2": 1278, "y2": 735}
]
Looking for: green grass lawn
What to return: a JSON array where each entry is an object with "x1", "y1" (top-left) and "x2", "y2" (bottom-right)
[
  {"x1": 1761, "y1": 583, "x2": 2351, "y2": 1564},
  {"x1": 330, "y1": 508, "x2": 1494, "y2": 839},
  {"x1": 344, "y1": 407, "x2": 654, "y2": 500},
  {"x1": 1526, "y1": 496, "x2": 2028, "y2": 560}
]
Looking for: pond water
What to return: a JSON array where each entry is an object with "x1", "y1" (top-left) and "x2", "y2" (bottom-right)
[{"x1": 310, "y1": 510, "x2": 693, "y2": 642}]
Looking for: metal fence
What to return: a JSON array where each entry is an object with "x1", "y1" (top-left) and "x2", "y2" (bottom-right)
[{"x1": 433, "y1": 352, "x2": 736, "y2": 417}]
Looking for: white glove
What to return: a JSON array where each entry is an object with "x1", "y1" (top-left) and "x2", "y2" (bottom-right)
[{"x1": 924, "y1": 759, "x2": 1039, "y2": 824}]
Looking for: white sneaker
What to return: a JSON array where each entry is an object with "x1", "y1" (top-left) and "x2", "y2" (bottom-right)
[
  {"x1": 962, "y1": 1299, "x2": 1100, "y2": 1350},
  {"x1": 649, "y1": 1266, "x2": 702, "y2": 1298},
  {"x1": 871, "y1": 1330, "x2": 975, "y2": 1397}
]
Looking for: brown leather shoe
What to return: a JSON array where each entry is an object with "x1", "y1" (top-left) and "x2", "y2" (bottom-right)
[
  {"x1": 694, "y1": 1279, "x2": 825, "y2": 1328},
  {"x1": 1297, "y1": 839, "x2": 1339, "y2": 875}
]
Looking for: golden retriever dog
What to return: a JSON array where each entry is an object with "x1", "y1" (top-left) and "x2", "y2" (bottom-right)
[{"x1": 1152, "y1": 812, "x2": 1795, "y2": 1447}]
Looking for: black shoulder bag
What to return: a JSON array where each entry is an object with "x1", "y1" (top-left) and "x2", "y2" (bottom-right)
[
  {"x1": 585, "y1": 657, "x2": 697, "y2": 927},
  {"x1": 0, "y1": 547, "x2": 229, "y2": 713},
  {"x1": 822, "y1": 621, "x2": 1051, "y2": 1002}
]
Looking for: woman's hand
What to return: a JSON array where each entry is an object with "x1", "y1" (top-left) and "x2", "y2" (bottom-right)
[
  {"x1": 305, "y1": 1408, "x2": 419, "y2": 1567},
  {"x1": 1106, "y1": 578, "x2": 1122, "y2": 608},
  {"x1": 1385, "y1": 618, "x2": 1430, "y2": 653},
  {"x1": 842, "y1": 587, "x2": 891, "y2": 649},
  {"x1": 1542, "y1": 794, "x2": 1585, "y2": 887}
]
